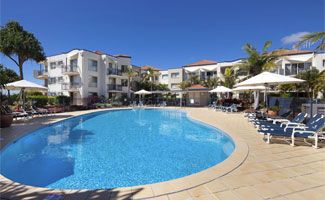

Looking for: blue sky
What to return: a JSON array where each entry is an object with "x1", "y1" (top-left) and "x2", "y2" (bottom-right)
[{"x1": 1, "y1": 0, "x2": 324, "y2": 83}]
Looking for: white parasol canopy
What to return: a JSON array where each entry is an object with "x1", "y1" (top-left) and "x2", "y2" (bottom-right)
[
  {"x1": 232, "y1": 85, "x2": 266, "y2": 92},
  {"x1": 5, "y1": 80, "x2": 48, "y2": 91},
  {"x1": 235, "y1": 72, "x2": 305, "y2": 87},
  {"x1": 209, "y1": 86, "x2": 232, "y2": 93},
  {"x1": 134, "y1": 89, "x2": 152, "y2": 95}
]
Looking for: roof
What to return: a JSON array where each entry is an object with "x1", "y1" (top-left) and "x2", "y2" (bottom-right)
[
  {"x1": 185, "y1": 60, "x2": 218, "y2": 67},
  {"x1": 140, "y1": 65, "x2": 161, "y2": 71},
  {"x1": 272, "y1": 49, "x2": 313, "y2": 56},
  {"x1": 187, "y1": 84, "x2": 208, "y2": 90},
  {"x1": 114, "y1": 54, "x2": 132, "y2": 58}
]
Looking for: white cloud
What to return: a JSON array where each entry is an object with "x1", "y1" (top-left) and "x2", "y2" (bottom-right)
[{"x1": 281, "y1": 32, "x2": 310, "y2": 45}]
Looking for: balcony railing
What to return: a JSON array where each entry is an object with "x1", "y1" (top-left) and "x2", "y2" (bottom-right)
[
  {"x1": 61, "y1": 83, "x2": 81, "y2": 90},
  {"x1": 33, "y1": 69, "x2": 48, "y2": 79},
  {"x1": 107, "y1": 84, "x2": 122, "y2": 91},
  {"x1": 107, "y1": 68, "x2": 122, "y2": 76},
  {"x1": 62, "y1": 65, "x2": 79, "y2": 74}
]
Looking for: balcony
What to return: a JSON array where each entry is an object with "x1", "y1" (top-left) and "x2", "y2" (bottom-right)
[
  {"x1": 62, "y1": 65, "x2": 79, "y2": 75},
  {"x1": 107, "y1": 68, "x2": 122, "y2": 76},
  {"x1": 61, "y1": 83, "x2": 81, "y2": 91},
  {"x1": 33, "y1": 69, "x2": 48, "y2": 79},
  {"x1": 107, "y1": 84, "x2": 122, "y2": 91}
]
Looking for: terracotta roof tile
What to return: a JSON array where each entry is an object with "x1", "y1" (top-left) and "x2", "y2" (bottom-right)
[
  {"x1": 140, "y1": 65, "x2": 161, "y2": 71},
  {"x1": 272, "y1": 49, "x2": 313, "y2": 56},
  {"x1": 188, "y1": 84, "x2": 207, "y2": 90},
  {"x1": 186, "y1": 60, "x2": 218, "y2": 67}
]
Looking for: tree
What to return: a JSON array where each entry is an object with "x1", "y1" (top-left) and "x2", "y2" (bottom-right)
[
  {"x1": 0, "y1": 64, "x2": 20, "y2": 104},
  {"x1": 238, "y1": 41, "x2": 278, "y2": 77},
  {"x1": 294, "y1": 32, "x2": 325, "y2": 51},
  {"x1": 0, "y1": 64, "x2": 19, "y2": 88},
  {"x1": 223, "y1": 68, "x2": 236, "y2": 88},
  {"x1": 125, "y1": 65, "x2": 137, "y2": 98},
  {"x1": 202, "y1": 77, "x2": 219, "y2": 89},
  {"x1": 178, "y1": 81, "x2": 191, "y2": 90},
  {"x1": 296, "y1": 68, "x2": 324, "y2": 98},
  {"x1": 143, "y1": 68, "x2": 157, "y2": 91},
  {"x1": 188, "y1": 75, "x2": 200, "y2": 85},
  {"x1": 0, "y1": 21, "x2": 46, "y2": 79}
]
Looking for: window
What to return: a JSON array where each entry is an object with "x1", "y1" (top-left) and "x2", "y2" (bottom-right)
[
  {"x1": 57, "y1": 61, "x2": 64, "y2": 66},
  {"x1": 70, "y1": 59, "x2": 78, "y2": 67},
  {"x1": 109, "y1": 63, "x2": 113, "y2": 68},
  {"x1": 162, "y1": 74, "x2": 168, "y2": 79},
  {"x1": 88, "y1": 60, "x2": 98, "y2": 71},
  {"x1": 121, "y1": 79, "x2": 128, "y2": 87},
  {"x1": 291, "y1": 64, "x2": 298, "y2": 75},
  {"x1": 49, "y1": 77, "x2": 56, "y2": 84},
  {"x1": 285, "y1": 64, "x2": 291, "y2": 75},
  {"x1": 171, "y1": 72, "x2": 180, "y2": 78},
  {"x1": 121, "y1": 65, "x2": 128, "y2": 73},
  {"x1": 88, "y1": 76, "x2": 97, "y2": 87},
  {"x1": 50, "y1": 62, "x2": 56, "y2": 69},
  {"x1": 57, "y1": 76, "x2": 64, "y2": 83},
  {"x1": 323, "y1": 59, "x2": 325, "y2": 67}
]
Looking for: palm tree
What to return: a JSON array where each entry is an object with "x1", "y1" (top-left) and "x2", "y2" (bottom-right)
[
  {"x1": 296, "y1": 68, "x2": 325, "y2": 98},
  {"x1": 294, "y1": 32, "x2": 325, "y2": 51},
  {"x1": 143, "y1": 68, "x2": 156, "y2": 91},
  {"x1": 223, "y1": 68, "x2": 236, "y2": 88},
  {"x1": 188, "y1": 75, "x2": 200, "y2": 85},
  {"x1": 178, "y1": 81, "x2": 191, "y2": 90},
  {"x1": 125, "y1": 65, "x2": 137, "y2": 98},
  {"x1": 238, "y1": 40, "x2": 278, "y2": 77},
  {"x1": 0, "y1": 21, "x2": 45, "y2": 79},
  {"x1": 202, "y1": 77, "x2": 219, "y2": 89}
]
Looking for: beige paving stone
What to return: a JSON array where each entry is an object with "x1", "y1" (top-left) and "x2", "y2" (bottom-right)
[
  {"x1": 168, "y1": 191, "x2": 193, "y2": 200},
  {"x1": 193, "y1": 193, "x2": 219, "y2": 200},
  {"x1": 152, "y1": 195, "x2": 170, "y2": 200},
  {"x1": 213, "y1": 190, "x2": 240, "y2": 200},
  {"x1": 232, "y1": 187, "x2": 263, "y2": 200},
  {"x1": 204, "y1": 180, "x2": 228, "y2": 193},
  {"x1": 251, "y1": 183, "x2": 282, "y2": 199},
  {"x1": 131, "y1": 186, "x2": 155, "y2": 199},
  {"x1": 188, "y1": 185, "x2": 211, "y2": 197}
]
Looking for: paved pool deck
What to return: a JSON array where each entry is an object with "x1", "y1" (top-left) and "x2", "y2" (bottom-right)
[{"x1": 0, "y1": 107, "x2": 324, "y2": 200}]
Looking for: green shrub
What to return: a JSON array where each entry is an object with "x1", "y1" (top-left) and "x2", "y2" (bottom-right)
[
  {"x1": 55, "y1": 96, "x2": 70, "y2": 105},
  {"x1": 28, "y1": 95, "x2": 48, "y2": 107}
]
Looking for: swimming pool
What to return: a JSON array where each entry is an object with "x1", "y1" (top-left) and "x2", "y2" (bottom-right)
[{"x1": 0, "y1": 109, "x2": 235, "y2": 189}]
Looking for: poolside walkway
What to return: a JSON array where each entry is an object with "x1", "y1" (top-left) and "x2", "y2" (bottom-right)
[{"x1": 1, "y1": 107, "x2": 325, "y2": 200}]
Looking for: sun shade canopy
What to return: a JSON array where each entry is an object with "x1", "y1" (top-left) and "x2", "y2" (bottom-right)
[
  {"x1": 5, "y1": 80, "x2": 48, "y2": 91},
  {"x1": 234, "y1": 72, "x2": 305, "y2": 87},
  {"x1": 209, "y1": 86, "x2": 232, "y2": 93}
]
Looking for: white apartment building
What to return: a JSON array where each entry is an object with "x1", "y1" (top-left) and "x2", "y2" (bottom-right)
[
  {"x1": 272, "y1": 50, "x2": 325, "y2": 76},
  {"x1": 159, "y1": 50, "x2": 325, "y2": 91},
  {"x1": 35, "y1": 49, "x2": 325, "y2": 104},
  {"x1": 34, "y1": 49, "x2": 133, "y2": 105}
]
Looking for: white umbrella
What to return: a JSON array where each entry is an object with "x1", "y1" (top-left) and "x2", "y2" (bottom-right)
[
  {"x1": 135, "y1": 89, "x2": 152, "y2": 104},
  {"x1": 234, "y1": 72, "x2": 305, "y2": 109},
  {"x1": 5, "y1": 80, "x2": 48, "y2": 109},
  {"x1": 5, "y1": 80, "x2": 48, "y2": 91},
  {"x1": 134, "y1": 89, "x2": 152, "y2": 95},
  {"x1": 232, "y1": 85, "x2": 266, "y2": 91},
  {"x1": 234, "y1": 72, "x2": 305, "y2": 87},
  {"x1": 209, "y1": 86, "x2": 232, "y2": 93}
]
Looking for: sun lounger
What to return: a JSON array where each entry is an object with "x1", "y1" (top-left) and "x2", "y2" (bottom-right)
[{"x1": 259, "y1": 114, "x2": 324, "y2": 148}]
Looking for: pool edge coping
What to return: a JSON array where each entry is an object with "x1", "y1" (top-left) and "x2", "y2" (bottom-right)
[{"x1": 0, "y1": 107, "x2": 249, "y2": 199}]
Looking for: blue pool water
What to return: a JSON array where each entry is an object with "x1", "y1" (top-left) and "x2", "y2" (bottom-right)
[{"x1": 0, "y1": 109, "x2": 234, "y2": 189}]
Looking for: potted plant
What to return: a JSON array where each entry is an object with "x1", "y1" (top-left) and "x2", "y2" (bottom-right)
[
  {"x1": 268, "y1": 106, "x2": 280, "y2": 117},
  {"x1": 0, "y1": 105, "x2": 13, "y2": 128}
]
